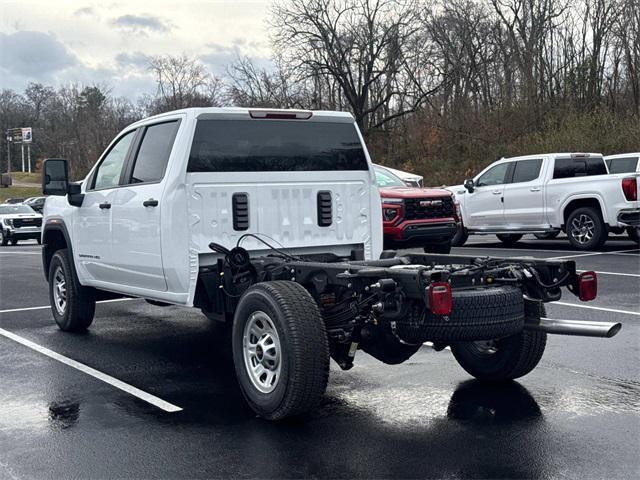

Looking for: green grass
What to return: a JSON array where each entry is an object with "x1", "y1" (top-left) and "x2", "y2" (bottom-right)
[
  {"x1": 0, "y1": 186, "x2": 41, "y2": 203},
  {"x1": 6, "y1": 172, "x2": 40, "y2": 184}
]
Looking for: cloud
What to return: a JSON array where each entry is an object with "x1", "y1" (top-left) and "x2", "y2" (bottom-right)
[
  {"x1": 199, "y1": 39, "x2": 271, "y2": 76},
  {"x1": 110, "y1": 14, "x2": 170, "y2": 36},
  {"x1": 74, "y1": 7, "x2": 95, "y2": 17},
  {"x1": 0, "y1": 31, "x2": 77, "y2": 77},
  {"x1": 115, "y1": 51, "x2": 151, "y2": 70}
]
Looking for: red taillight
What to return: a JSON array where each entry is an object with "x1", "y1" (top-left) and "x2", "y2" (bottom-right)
[
  {"x1": 429, "y1": 282, "x2": 453, "y2": 315},
  {"x1": 622, "y1": 177, "x2": 637, "y2": 201},
  {"x1": 578, "y1": 271, "x2": 598, "y2": 301}
]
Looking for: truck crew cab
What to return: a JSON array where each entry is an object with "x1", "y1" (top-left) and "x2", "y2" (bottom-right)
[
  {"x1": 448, "y1": 153, "x2": 639, "y2": 249},
  {"x1": 42, "y1": 108, "x2": 620, "y2": 420}
]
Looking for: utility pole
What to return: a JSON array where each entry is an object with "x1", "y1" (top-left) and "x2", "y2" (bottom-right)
[
  {"x1": 27, "y1": 144, "x2": 31, "y2": 173},
  {"x1": 6, "y1": 136, "x2": 10, "y2": 175},
  {"x1": 21, "y1": 143, "x2": 25, "y2": 172}
]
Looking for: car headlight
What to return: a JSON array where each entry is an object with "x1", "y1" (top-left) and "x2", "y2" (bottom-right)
[
  {"x1": 2, "y1": 218, "x2": 13, "y2": 227},
  {"x1": 383, "y1": 208, "x2": 398, "y2": 221}
]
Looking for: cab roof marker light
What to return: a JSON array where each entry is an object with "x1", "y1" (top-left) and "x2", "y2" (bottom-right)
[
  {"x1": 249, "y1": 110, "x2": 313, "y2": 120},
  {"x1": 571, "y1": 153, "x2": 591, "y2": 159}
]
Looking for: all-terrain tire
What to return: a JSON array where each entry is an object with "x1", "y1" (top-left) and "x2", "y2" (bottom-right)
[
  {"x1": 496, "y1": 234, "x2": 523, "y2": 246},
  {"x1": 413, "y1": 286, "x2": 526, "y2": 342},
  {"x1": 450, "y1": 300, "x2": 547, "y2": 381},
  {"x1": 49, "y1": 249, "x2": 96, "y2": 332},
  {"x1": 232, "y1": 281, "x2": 330, "y2": 420},
  {"x1": 0, "y1": 231, "x2": 8, "y2": 246},
  {"x1": 565, "y1": 207, "x2": 607, "y2": 250}
]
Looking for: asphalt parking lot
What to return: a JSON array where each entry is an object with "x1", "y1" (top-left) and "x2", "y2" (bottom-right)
[{"x1": 1, "y1": 235, "x2": 638, "y2": 479}]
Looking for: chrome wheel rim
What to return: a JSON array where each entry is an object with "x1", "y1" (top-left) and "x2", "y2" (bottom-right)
[
  {"x1": 242, "y1": 311, "x2": 281, "y2": 394},
  {"x1": 570, "y1": 214, "x2": 595, "y2": 245},
  {"x1": 53, "y1": 266, "x2": 67, "y2": 316},
  {"x1": 471, "y1": 340, "x2": 498, "y2": 355}
]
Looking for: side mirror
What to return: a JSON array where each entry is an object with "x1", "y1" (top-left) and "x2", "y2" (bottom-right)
[
  {"x1": 42, "y1": 158, "x2": 69, "y2": 196},
  {"x1": 463, "y1": 179, "x2": 475, "y2": 193}
]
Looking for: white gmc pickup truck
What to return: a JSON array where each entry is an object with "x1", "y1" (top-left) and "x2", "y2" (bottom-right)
[
  {"x1": 41, "y1": 109, "x2": 620, "y2": 420},
  {"x1": 448, "y1": 153, "x2": 640, "y2": 249}
]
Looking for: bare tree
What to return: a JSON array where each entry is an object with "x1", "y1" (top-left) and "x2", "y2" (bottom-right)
[
  {"x1": 271, "y1": 0, "x2": 441, "y2": 133},
  {"x1": 148, "y1": 54, "x2": 224, "y2": 113}
]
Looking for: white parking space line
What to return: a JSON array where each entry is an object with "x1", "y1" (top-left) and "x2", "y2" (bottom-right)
[
  {"x1": 0, "y1": 326, "x2": 183, "y2": 413},
  {"x1": 551, "y1": 301, "x2": 640, "y2": 316},
  {"x1": 0, "y1": 298, "x2": 134, "y2": 315},
  {"x1": 578, "y1": 270, "x2": 640, "y2": 278},
  {"x1": 547, "y1": 248, "x2": 640, "y2": 260},
  {"x1": 0, "y1": 251, "x2": 41, "y2": 255},
  {"x1": 459, "y1": 245, "x2": 591, "y2": 255}
]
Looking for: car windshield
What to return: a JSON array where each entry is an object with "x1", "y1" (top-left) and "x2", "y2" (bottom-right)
[
  {"x1": 375, "y1": 167, "x2": 406, "y2": 188},
  {"x1": 0, "y1": 205, "x2": 35, "y2": 214}
]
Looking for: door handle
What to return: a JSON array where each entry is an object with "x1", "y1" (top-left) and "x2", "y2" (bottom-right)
[
  {"x1": 99, "y1": 202, "x2": 111, "y2": 209},
  {"x1": 143, "y1": 199, "x2": 159, "y2": 207},
  {"x1": 492, "y1": 190, "x2": 502, "y2": 195},
  {"x1": 530, "y1": 187, "x2": 541, "y2": 192}
]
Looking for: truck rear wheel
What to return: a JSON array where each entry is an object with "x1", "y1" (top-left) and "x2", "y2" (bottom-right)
[
  {"x1": 450, "y1": 300, "x2": 547, "y2": 381},
  {"x1": 628, "y1": 227, "x2": 639, "y2": 244},
  {"x1": 566, "y1": 207, "x2": 607, "y2": 250},
  {"x1": 232, "y1": 281, "x2": 330, "y2": 420},
  {"x1": 49, "y1": 249, "x2": 96, "y2": 332}
]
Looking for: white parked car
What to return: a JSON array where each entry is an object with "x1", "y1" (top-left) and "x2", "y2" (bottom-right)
[
  {"x1": 0, "y1": 203, "x2": 43, "y2": 246},
  {"x1": 375, "y1": 164, "x2": 423, "y2": 187},
  {"x1": 447, "y1": 153, "x2": 639, "y2": 249}
]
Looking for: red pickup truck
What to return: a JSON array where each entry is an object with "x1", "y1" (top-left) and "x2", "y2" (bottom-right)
[{"x1": 375, "y1": 166, "x2": 459, "y2": 253}]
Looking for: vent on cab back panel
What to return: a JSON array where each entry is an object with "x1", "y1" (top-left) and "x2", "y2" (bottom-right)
[
  {"x1": 232, "y1": 193, "x2": 249, "y2": 231},
  {"x1": 317, "y1": 191, "x2": 332, "y2": 227}
]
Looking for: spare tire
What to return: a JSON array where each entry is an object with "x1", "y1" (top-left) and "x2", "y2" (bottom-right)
[{"x1": 394, "y1": 286, "x2": 525, "y2": 343}]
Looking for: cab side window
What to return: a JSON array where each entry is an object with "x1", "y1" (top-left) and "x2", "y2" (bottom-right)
[
  {"x1": 476, "y1": 163, "x2": 510, "y2": 187},
  {"x1": 92, "y1": 131, "x2": 136, "y2": 190},
  {"x1": 511, "y1": 159, "x2": 542, "y2": 183},
  {"x1": 127, "y1": 121, "x2": 179, "y2": 184}
]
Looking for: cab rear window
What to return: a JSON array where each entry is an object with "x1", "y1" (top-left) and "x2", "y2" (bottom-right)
[
  {"x1": 553, "y1": 157, "x2": 607, "y2": 179},
  {"x1": 188, "y1": 120, "x2": 368, "y2": 172}
]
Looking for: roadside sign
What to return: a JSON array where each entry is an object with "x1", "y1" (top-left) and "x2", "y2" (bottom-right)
[{"x1": 22, "y1": 127, "x2": 32, "y2": 143}]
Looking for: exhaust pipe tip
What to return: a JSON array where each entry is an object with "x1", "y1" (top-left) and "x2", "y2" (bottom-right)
[{"x1": 606, "y1": 322, "x2": 622, "y2": 338}]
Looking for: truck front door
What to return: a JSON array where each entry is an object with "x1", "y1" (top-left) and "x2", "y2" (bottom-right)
[
  {"x1": 111, "y1": 120, "x2": 180, "y2": 292},
  {"x1": 75, "y1": 130, "x2": 136, "y2": 284},
  {"x1": 465, "y1": 162, "x2": 512, "y2": 229}
]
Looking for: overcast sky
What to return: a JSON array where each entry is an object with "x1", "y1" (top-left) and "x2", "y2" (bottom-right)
[{"x1": 0, "y1": 0, "x2": 273, "y2": 99}]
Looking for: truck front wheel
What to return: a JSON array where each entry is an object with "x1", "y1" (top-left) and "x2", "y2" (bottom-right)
[
  {"x1": 232, "y1": 281, "x2": 330, "y2": 420},
  {"x1": 49, "y1": 249, "x2": 96, "y2": 332},
  {"x1": 450, "y1": 301, "x2": 547, "y2": 381}
]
